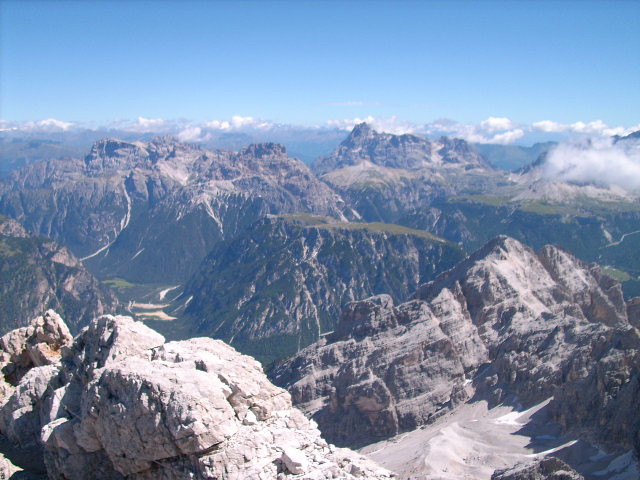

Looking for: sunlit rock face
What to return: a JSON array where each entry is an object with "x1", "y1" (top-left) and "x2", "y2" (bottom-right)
[
  {"x1": 0, "y1": 312, "x2": 392, "y2": 480},
  {"x1": 272, "y1": 236, "x2": 640, "y2": 453}
]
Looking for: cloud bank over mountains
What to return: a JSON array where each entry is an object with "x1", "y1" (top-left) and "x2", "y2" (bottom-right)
[
  {"x1": 1, "y1": 115, "x2": 639, "y2": 191},
  {"x1": 2, "y1": 115, "x2": 638, "y2": 147},
  {"x1": 542, "y1": 137, "x2": 640, "y2": 191}
]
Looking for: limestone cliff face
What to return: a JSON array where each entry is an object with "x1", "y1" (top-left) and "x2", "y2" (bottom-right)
[
  {"x1": 271, "y1": 236, "x2": 640, "y2": 451},
  {"x1": 0, "y1": 312, "x2": 392, "y2": 480},
  {"x1": 313, "y1": 123, "x2": 489, "y2": 175}
]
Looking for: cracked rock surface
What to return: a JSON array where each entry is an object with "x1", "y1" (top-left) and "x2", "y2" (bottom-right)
[{"x1": 0, "y1": 312, "x2": 392, "y2": 479}]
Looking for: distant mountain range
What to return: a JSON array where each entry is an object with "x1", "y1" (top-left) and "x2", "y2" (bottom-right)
[
  {"x1": 0, "y1": 123, "x2": 639, "y2": 348},
  {"x1": 0, "y1": 138, "x2": 354, "y2": 283},
  {"x1": 0, "y1": 124, "x2": 639, "y2": 479}
]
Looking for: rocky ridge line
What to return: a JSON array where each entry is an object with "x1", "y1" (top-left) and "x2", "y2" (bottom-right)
[
  {"x1": 0, "y1": 137, "x2": 355, "y2": 282},
  {"x1": 271, "y1": 235, "x2": 640, "y2": 455}
]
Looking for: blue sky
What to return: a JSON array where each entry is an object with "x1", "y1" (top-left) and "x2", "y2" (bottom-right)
[{"x1": 1, "y1": 0, "x2": 639, "y2": 130}]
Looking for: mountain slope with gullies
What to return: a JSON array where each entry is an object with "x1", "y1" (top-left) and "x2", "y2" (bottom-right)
[
  {"x1": 0, "y1": 216, "x2": 118, "y2": 335},
  {"x1": 172, "y1": 215, "x2": 464, "y2": 363},
  {"x1": 0, "y1": 311, "x2": 392, "y2": 480},
  {"x1": 271, "y1": 236, "x2": 640, "y2": 477},
  {"x1": 0, "y1": 138, "x2": 354, "y2": 283}
]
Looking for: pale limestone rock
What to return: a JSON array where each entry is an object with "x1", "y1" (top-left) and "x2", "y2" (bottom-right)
[
  {"x1": 0, "y1": 312, "x2": 392, "y2": 480},
  {"x1": 66, "y1": 314, "x2": 165, "y2": 382},
  {"x1": 0, "y1": 365, "x2": 59, "y2": 448},
  {"x1": 0, "y1": 452, "x2": 20, "y2": 479},
  {"x1": 0, "y1": 310, "x2": 72, "y2": 388},
  {"x1": 281, "y1": 447, "x2": 308, "y2": 474},
  {"x1": 272, "y1": 236, "x2": 640, "y2": 453}
]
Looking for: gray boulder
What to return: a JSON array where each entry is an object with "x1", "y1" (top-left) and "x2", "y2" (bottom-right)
[{"x1": 491, "y1": 457, "x2": 584, "y2": 480}]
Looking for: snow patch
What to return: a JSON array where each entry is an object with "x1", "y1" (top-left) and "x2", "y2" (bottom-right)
[
  {"x1": 525, "y1": 439, "x2": 578, "y2": 457},
  {"x1": 159, "y1": 285, "x2": 180, "y2": 301},
  {"x1": 81, "y1": 184, "x2": 132, "y2": 261},
  {"x1": 131, "y1": 248, "x2": 144, "y2": 260}
]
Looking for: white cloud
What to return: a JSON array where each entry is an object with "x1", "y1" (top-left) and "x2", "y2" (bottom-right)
[
  {"x1": 422, "y1": 119, "x2": 524, "y2": 144},
  {"x1": 542, "y1": 138, "x2": 640, "y2": 190},
  {"x1": 15, "y1": 118, "x2": 75, "y2": 132},
  {"x1": 203, "y1": 119, "x2": 231, "y2": 130},
  {"x1": 119, "y1": 117, "x2": 168, "y2": 132},
  {"x1": 177, "y1": 126, "x2": 203, "y2": 142},
  {"x1": 480, "y1": 117, "x2": 514, "y2": 133},
  {"x1": 489, "y1": 129, "x2": 525, "y2": 145},
  {"x1": 203, "y1": 115, "x2": 273, "y2": 131},
  {"x1": 533, "y1": 119, "x2": 640, "y2": 137},
  {"x1": 532, "y1": 120, "x2": 565, "y2": 133}
]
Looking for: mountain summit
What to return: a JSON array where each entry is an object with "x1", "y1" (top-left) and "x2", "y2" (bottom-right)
[
  {"x1": 313, "y1": 123, "x2": 489, "y2": 174},
  {"x1": 272, "y1": 235, "x2": 639, "y2": 457}
]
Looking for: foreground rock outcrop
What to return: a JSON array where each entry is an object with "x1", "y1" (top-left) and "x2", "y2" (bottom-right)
[
  {"x1": 271, "y1": 236, "x2": 640, "y2": 453},
  {"x1": 0, "y1": 312, "x2": 392, "y2": 479}
]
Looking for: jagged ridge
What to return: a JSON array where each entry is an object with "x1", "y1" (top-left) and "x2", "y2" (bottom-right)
[{"x1": 271, "y1": 236, "x2": 640, "y2": 454}]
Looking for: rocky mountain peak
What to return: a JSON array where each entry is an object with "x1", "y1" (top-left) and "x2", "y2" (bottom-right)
[
  {"x1": 0, "y1": 312, "x2": 392, "y2": 479},
  {"x1": 147, "y1": 135, "x2": 204, "y2": 161},
  {"x1": 314, "y1": 123, "x2": 488, "y2": 175},
  {"x1": 272, "y1": 235, "x2": 640, "y2": 453},
  {"x1": 84, "y1": 138, "x2": 149, "y2": 171},
  {"x1": 344, "y1": 122, "x2": 375, "y2": 143}
]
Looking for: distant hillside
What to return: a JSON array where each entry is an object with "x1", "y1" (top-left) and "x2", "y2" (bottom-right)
[
  {"x1": 0, "y1": 216, "x2": 118, "y2": 334},
  {"x1": 474, "y1": 142, "x2": 556, "y2": 170},
  {"x1": 172, "y1": 215, "x2": 464, "y2": 363}
]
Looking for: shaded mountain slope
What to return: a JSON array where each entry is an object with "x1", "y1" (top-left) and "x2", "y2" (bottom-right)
[
  {"x1": 174, "y1": 215, "x2": 464, "y2": 363},
  {"x1": 0, "y1": 216, "x2": 118, "y2": 334}
]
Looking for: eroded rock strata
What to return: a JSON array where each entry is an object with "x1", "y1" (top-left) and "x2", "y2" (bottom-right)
[
  {"x1": 271, "y1": 236, "x2": 640, "y2": 453},
  {"x1": 491, "y1": 458, "x2": 584, "y2": 480}
]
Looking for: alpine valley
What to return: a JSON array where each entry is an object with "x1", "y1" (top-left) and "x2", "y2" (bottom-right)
[{"x1": 0, "y1": 124, "x2": 639, "y2": 479}]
